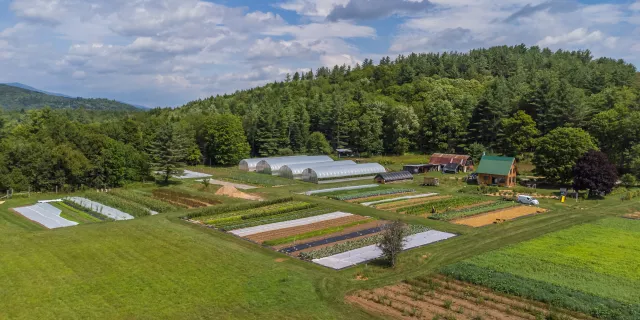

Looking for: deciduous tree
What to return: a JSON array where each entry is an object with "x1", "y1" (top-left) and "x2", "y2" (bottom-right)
[
  {"x1": 377, "y1": 221, "x2": 407, "y2": 268},
  {"x1": 534, "y1": 127, "x2": 598, "y2": 184},
  {"x1": 573, "y1": 150, "x2": 617, "y2": 196}
]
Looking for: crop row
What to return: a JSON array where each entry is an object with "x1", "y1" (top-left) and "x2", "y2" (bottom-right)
[
  {"x1": 263, "y1": 219, "x2": 372, "y2": 246},
  {"x1": 217, "y1": 208, "x2": 333, "y2": 231},
  {"x1": 183, "y1": 197, "x2": 293, "y2": 219},
  {"x1": 203, "y1": 201, "x2": 316, "y2": 226},
  {"x1": 299, "y1": 225, "x2": 431, "y2": 260},
  {"x1": 110, "y1": 190, "x2": 176, "y2": 213},
  {"x1": 83, "y1": 192, "x2": 151, "y2": 217},
  {"x1": 153, "y1": 189, "x2": 221, "y2": 208},
  {"x1": 440, "y1": 262, "x2": 640, "y2": 320},
  {"x1": 329, "y1": 188, "x2": 415, "y2": 201},
  {"x1": 430, "y1": 201, "x2": 519, "y2": 221},
  {"x1": 398, "y1": 196, "x2": 484, "y2": 215},
  {"x1": 62, "y1": 199, "x2": 112, "y2": 221}
]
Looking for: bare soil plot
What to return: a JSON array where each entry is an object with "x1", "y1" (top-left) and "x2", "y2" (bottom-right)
[
  {"x1": 206, "y1": 179, "x2": 257, "y2": 190},
  {"x1": 348, "y1": 275, "x2": 589, "y2": 320},
  {"x1": 215, "y1": 185, "x2": 263, "y2": 201},
  {"x1": 453, "y1": 206, "x2": 546, "y2": 227},
  {"x1": 152, "y1": 189, "x2": 220, "y2": 208},
  {"x1": 246, "y1": 215, "x2": 370, "y2": 243},
  {"x1": 375, "y1": 196, "x2": 452, "y2": 211},
  {"x1": 623, "y1": 212, "x2": 640, "y2": 220}
]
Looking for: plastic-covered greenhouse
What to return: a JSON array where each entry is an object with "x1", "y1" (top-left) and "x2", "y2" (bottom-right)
[
  {"x1": 302, "y1": 163, "x2": 386, "y2": 183},
  {"x1": 239, "y1": 156, "x2": 306, "y2": 172},
  {"x1": 256, "y1": 156, "x2": 334, "y2": 175},
  {"x1": 279, "y1": 160, "x2": 356, "y2": 179}
]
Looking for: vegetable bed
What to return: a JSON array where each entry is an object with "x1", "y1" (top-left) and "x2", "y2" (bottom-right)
[
  {"x1": 201, "y1": 201, "x2": 316, "y2": 226},
  {"x1": 430, "y1": 201, "x2": 519, "y2": 221},
  {"x1": 328, "y1": 188, "x2": 415, "y2": 201},
  {"x1": 398, "y1": 196, "x2": 485, "y2": 215}
]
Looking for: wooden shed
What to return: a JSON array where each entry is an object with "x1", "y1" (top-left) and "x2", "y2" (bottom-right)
[
  {"x1": 428, "y1": 153, "x2": 474, "y2": 172},
  {"x1": 476, "y1": 156, "x2": 517, "y2": 187},
  {"x1": 374, "y1": 171, "x2": 414, "y2": 184}
]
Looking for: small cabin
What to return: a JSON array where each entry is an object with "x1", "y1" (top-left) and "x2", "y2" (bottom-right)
[
  {"x1": 374, "y1": 171, "x2": 414, "y2": 184},
  {"x1": 476, "y1": 156, "x2": 517, "y2": 187}
]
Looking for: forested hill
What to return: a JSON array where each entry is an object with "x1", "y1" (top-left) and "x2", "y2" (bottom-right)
[
  {"x1": 0, "y1": 84, "x2": 139, "y2": 112},
  {"x1": 180, "y1": 45, "x2": 639, "y2": 160}
]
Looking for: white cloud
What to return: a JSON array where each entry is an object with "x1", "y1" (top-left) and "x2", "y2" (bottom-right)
[
  {"x1": 320, "y1": 54, "x2": 360, "y2": 66},
  {"x1": 537, "y1": 28, "x2": 604, "y2": 46},
  {"x1": 278, "y1": 0, "x2": 349, "y2": 17},
  {"x1": 632, "y1": 1, "x2": 640, "y2": 11}
]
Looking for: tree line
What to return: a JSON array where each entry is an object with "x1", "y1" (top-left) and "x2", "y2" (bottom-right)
[{"x1": 1, "y1": 44, "x2": 639, "y2": 191}]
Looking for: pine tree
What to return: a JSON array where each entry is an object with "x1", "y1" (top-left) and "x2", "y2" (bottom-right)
[{"x1": 148, "y1": 122, "x2": 190, "y2": 183}]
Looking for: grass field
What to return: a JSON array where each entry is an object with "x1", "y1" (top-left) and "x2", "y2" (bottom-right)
[{"x1": 1, "y1": 164, "x2": 639, "y2": 319}]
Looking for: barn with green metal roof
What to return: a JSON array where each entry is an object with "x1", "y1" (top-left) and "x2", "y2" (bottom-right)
[{"x1": 475, "y1": 156, "x2": 517, "y2": 187}]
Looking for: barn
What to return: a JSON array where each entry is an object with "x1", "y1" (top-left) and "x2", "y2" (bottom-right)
[
  {"x1": 428, "y1": 153, "x2": 473, "y2": 172},
  {"x1": 475, "y1": 156, "x2": 517, "y2": 187},
  {"x1": 374, "y1": 171, "x2": 414, "y2": 184}
]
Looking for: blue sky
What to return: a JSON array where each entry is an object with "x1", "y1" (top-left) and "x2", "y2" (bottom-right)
[{"x1": 0, "y1": 0, "x2": 639, "y2": 107}]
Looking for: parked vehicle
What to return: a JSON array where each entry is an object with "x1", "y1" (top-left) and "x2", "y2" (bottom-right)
[{"x1": 517, "y1": 194, "x2": 539, "y2": 206}]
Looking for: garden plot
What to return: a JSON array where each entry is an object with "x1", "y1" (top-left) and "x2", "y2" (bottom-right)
[
  {"x1": 348, "y1": 275, "x2": 588, "y2": 320},
  {"x1": 230, "y1": 211, "x2": 353, "y2": 237},
  {"x1": 205, "y1": 179, "x2": 257, "y2": 190},
  {"x1": 13, "y1": 203, "x2": 78, "y2": 229},
  {"x1": 453, "y1": 205, "x2": 546, "y2": 227},
  {"x1": 302, "y1": 184, "x2": 379, "y2": 195},
  {"x1": 373, "y1": 195, "x2": 452, "y2": 211},
  {"x1": 361, "y1": 193, "x2": 438, "y2": 207},
  {"x1": 152, "y1": 189, "x2": 221, "y2": 208},
  {"x1": 313, "y1": 230, "x2": 456, "y2": 270},
  {"x1": 65, "y1": 197, "x2": 134, "y2": 220}
]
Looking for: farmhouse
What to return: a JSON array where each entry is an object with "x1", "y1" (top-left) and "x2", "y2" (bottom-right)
[
  {"x1": 428, "y1": 153, "x2": 473, "y2": 172},
  {"x1": 476, "y1": 155, "x2": 517, "y2": 187},
  {"x1": 374, "y1": 171, "x2": 414, "y2": 184}
]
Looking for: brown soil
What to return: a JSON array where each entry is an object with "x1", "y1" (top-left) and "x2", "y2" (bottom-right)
[
  {"x1": 0, "y1": 201, "x2": 5, "y2": 205},
  {"x1": 347, "y1": 275, "x2": 590, "y2": 320},
  {"x1": 623, "y1": 212, "x2": 640, "y2": 220},
  {"x1": 272, "y1": 220, "x2": 387, "y2": 251},
  {"x1": 246, "y1": 215, "x2": 371, "y2": 243},
  {"x1": 274, "y1": 258, "x2": 288, "y2": 262},
  {"x1": 375, "y1": 196, "x2": 452, "y2": 211},
  {"x1": 354, "y1": 274, "x2": 369, "y2": 281},
  {"x1": 215, "y1": 185, "x2": 263, "y2": 201},
  {"x1": 346, "y1": 192, "x2": 414, "y2": 203},
  {"x1": 453, "y1": 206, "x2": 547, "y2": 227}
]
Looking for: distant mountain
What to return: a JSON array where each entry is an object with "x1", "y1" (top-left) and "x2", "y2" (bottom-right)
[
  {"x1": 4, "y1": 83, "x2": 73, "y2": 98},
  {"x1": 0, "y1": 84, "x2": 141, "y2": 112}
]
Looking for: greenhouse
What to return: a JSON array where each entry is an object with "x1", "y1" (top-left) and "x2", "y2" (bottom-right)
[
  {"x1": 374, "y1": 171, "x2": 414, "y2": 184},
  {"x1": 279, "y1": 160, "x2": 356, "y2": 179},
  {"x1": 239, "y1": 156, "x2": 307, "y2": 172},
  {"x1": 256, "y1": 156, "x2": 334, "y2": 175},
  {"x1": 302, "y1": 163, "x2": 386, "y2": 184}
]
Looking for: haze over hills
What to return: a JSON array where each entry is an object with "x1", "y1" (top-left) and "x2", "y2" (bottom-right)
[{"x1": 0, "y1": 83, "x2": 146, "y2": 111}]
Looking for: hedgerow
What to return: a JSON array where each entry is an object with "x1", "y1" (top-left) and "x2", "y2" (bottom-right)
[{"x1": 440, "y1": 262, "x2": 640, "y2": 320}]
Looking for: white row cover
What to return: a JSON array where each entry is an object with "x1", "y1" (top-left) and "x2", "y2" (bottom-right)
[
  {"x1": 65, "y1": 197, "x2": 134, "y2": 220},
  {"x1": 279, "y1": 160, "x2": 356, "y2": 179},
  {"x1": 256, "y1": 156, "x2": 334, "y2": 175},
  {"x1": 13, "y1": 203, "x2": 78, "y2": 229},
  {"x1": 313, "y1": 230, "x2": 456, "y2": 270},
  {"x1": 302, "y1": 163, "x2": 386, "y2": 183},
  {"x1": 230, "y1": 211, "x2": 352, "y2": 237}
]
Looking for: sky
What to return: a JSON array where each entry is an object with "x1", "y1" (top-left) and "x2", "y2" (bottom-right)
[{"x1": 0, "y1": 0, "x2": 639, "y2": 108}]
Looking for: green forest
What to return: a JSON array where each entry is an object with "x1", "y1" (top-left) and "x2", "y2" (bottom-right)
[
  {"x1": 1, "y1": 45, "x2": 639, "y2": 192},
  {"x1": 0, "y1": 84, "x2": 139, "y2": 112}
]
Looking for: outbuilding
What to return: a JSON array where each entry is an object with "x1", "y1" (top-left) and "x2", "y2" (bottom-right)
[
  {"x1": 402, "y1": 164, "x2": 430, "y2": 174},
  {"x1": 475, "y1": 156, "x2": 517, "y2": 187},
  {"x1": 374, "y1": 171, "x2": 414, "y2": 184},
  {"x1": 428, "y1": 153, "x2": 474, "y2": 172}
]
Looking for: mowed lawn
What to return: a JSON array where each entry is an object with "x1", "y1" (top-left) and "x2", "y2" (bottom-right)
[
  {"x1": 465, "y1": 218, "x2": 640, "y2": 304},
  {"x1": 0, "y1": 209, "x2": 362, "y2": 320}
]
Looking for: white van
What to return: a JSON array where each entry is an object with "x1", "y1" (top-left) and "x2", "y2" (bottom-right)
[{"x1": 517, "y1": 194, "x2": 539, "y2": 206}]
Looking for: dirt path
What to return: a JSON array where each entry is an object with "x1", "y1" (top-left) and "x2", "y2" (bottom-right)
[
  {"x1": 453, "y1": 206, "x2": 547, "y2": 227},
  {"x1": 246, "y1": 215, "x2": 370, "y2": 243},
  {"x1": 623, "y1": 212, "x2": 640, "y2": 220}
]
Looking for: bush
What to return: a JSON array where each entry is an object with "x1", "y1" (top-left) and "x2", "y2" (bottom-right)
[{"x1": 621, "y1": 174, "x2": 637, "y2": 188}]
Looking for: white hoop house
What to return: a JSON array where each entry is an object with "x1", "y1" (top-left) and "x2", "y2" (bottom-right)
[
  {"x1": 279, "y1": 160, "x2": 356, "y2": 179},
  {"x1": 256, "y1": 156, "x2": 334, "y2": 175},
  {"x1": 302, "y1": 163, "x2": 386, "y2": 183},
  {"x1": 239, "y1": 156, "x2": 308, "y2": 172}
]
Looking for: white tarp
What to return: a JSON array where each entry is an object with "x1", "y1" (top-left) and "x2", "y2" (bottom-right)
[
  {"x1": 230, "y1": 211, "x2": 353, "y2": 237},
  {"x1": 303, "y1": 184, "x2": 379, "y2": 195},
  {"x1": 65, "y1": 197, "x2": 134, "y2": 220},
  {"x1": 172, "y1": 170, "x2": 212, "y2": 179},
  {"x1": 362, "y1": 193, "x2": 439, "y2": 207},
  {"x1": 312, "y1": 230, "x2": 456, "y2": 270},
  {"x1": 13, "y1": 203, "x2": 78, "y2": 229}
]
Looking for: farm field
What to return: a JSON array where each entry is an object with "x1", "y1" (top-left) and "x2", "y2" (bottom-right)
[
  {"x1": 1, "y1": 164, "x2": 639, "y2": 319},
  {"x1": 442, "y1": 218, "x2": 640, "y2": 318},
  {"x1": 348, "y1": 275, "x2": 589, "y2": 320}
]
